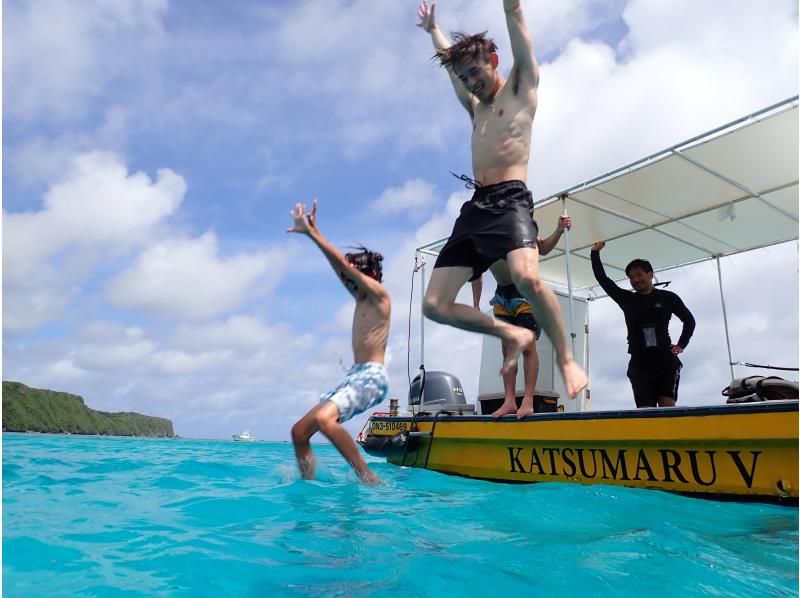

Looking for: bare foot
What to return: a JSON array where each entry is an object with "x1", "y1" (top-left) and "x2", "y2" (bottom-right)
[
  {"x1": 491, "y1": 401, "x2": 518, "y2": 418},
  {"x1": 297, "y1": 455, "x2": 316, "y2": 480},
  {"x1": 500, "y1": 328, "x2": 534, "y2": 376},
  {"x1": 357, "y1": 469, "x2": 381, "y2": 486},
  {"x1": 561, "y1": 359, "x2": 588, "y2": 399},
  {"x1": 517, "y1": 397, "x2": 534, "y2": 419}
]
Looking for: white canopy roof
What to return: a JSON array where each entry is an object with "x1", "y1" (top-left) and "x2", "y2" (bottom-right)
[{"x1": 417, "y1": 97, "x2": 799, "y2": 293}]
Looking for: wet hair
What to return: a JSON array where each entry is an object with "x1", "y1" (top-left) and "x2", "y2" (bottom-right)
[
  {"x1": 433, "y1": 31, "x2": 498, "y2": 71},
  {"x1": 625, "y1": 259, "x2": 654, "y2": 276},
  {"x1": 345, "y1": 246, "x2": 383, "y2": 282}
]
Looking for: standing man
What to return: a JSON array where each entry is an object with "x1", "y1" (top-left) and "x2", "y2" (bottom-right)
[
  {"x1": 416, "y1": 1, "x2": 587, "y2": 398},
  {"x1": 591, "y1": 241, "x2": 696, "y2": 408},
  {"x1": 472, "y1": 215, "x2": 572, "y2": 418},
  {"x1": 288, "y1": 199, "x2": 391, "y2": 484}
]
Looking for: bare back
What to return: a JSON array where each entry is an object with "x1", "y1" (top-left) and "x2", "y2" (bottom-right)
[
  {"x1": 471, "y1": 69, "x2": 537, "y2": 185},
  {"x1": 352, "y1": 293, "x2": 391, "y2": 364}
]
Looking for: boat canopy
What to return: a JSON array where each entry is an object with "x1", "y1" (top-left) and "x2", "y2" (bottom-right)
[{"x1": 416, "y1": 97, "x2": 799, "y2": 293}]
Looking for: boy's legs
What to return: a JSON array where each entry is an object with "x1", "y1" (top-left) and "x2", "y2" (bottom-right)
[
  {"x1": 423, "y1": 266, "x2": 534, "y2": 375},
  {"x1": 506, "y1": 246, "x2": 587, "y2": 399},
  {"x1": 491, "y1": 339, "x2": 539, "y2": 418},
  {"x1": 491, "y1": 339, "x2": 520, "y2": 418},
  {"x1": 315, "y1": 401, "x2": 380, "y2": 484},
  {"x1": 518, "y1": 342, "x2": 539, "y2": 418},
  {"x1": 291, "y1": 404, "x2": 323, "y2": 479},
  {"x1": 292, "y1": 401, "x2": 379, "y2": 484}
]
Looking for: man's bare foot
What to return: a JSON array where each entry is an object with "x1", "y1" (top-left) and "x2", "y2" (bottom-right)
[
  {"x1": 491, "y1": 401, "x2": 518, "y2": 418},
  {"x1": 500, "y1": 328, "x2": 534, "y2": 376},
  {"x1": 561, "y1": 359, "x2": 588, "y2": 399},
  {"x1": 517, "y1": 398, "x2": 534, "y2": 419},
  {"x1": 297, "y1": 455, "x2": 316, "y2": 480},
  {"x1": 357, "y1": 468, "x2": 381, "y2": 486}
]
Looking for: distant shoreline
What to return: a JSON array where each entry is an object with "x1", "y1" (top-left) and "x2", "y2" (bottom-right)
[{"x1": 2, "y1": 381, "x2": 175, "y2": 438}]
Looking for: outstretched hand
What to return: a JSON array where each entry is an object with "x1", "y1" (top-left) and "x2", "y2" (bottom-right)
[
  {"x1": 287, "y1": 199, "x2": 318, "y2": 235},
  {"x1": 417, "y1": 1, "x2": 436, "y2": 33},
  {"x1": 592, "y1": 240, "x2": 606, "y2": 252}
]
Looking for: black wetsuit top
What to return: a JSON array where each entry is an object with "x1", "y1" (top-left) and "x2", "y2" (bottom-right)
[{"x1": 591, "y1": 251, "x2": 696, "y2": 361}]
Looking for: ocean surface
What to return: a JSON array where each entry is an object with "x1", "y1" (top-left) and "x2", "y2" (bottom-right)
[{"x1": 3, "y1": 433, "x2": 798, "y2": 597}]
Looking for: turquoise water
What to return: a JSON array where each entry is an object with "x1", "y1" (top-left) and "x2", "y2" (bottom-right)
[{"x1": 3, "y1": 433, "x2": 798, "y2": 597}]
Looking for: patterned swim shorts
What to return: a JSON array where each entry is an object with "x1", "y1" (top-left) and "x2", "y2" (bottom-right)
[
  {"x1": 490, "y1": 283, "x2": 542, "y2": 339},
  {"x1": 319, "y1": 362, "x2": 390, "y2": 423}
]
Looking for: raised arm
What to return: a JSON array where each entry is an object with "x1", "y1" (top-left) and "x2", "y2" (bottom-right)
[
  {"x1": 538, "y1": 215, "x2": 571, "y2": 256},
  {"x1": 417, "y1": 2, "x2": 476, "y2": 118},
  {"x1": 287, "y1": 200, "x2": 386, "y2": 302},
  {"x1": 503, "y1": 0, "x2": 539, "y2": 87},
  {"x1": 590, "y1": 241, "x2": 628, "y2": 305}
]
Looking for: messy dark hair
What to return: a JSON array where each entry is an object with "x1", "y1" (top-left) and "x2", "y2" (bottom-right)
[
  {"x1": 345, "y1": 246, "x2": 384, "y2": 282},
  {"x1": 625, "y1": 259, "x2": 654, "y2": 276},
  {"x1": 432, "y1": 31, "x2": 498, "y2": 70}
]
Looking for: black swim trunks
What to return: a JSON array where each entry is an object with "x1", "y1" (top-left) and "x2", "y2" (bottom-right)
[
  {"x1": 627, "y1": 353, "x2": 682, "y2": 408},
  {"x1": 434, "y1": 180, "x2": 539, "y2": 281}
]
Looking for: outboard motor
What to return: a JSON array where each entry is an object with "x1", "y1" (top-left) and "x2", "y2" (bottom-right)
[{"x1": 409, "y1": 370, "x2": 466, "y2": 406}]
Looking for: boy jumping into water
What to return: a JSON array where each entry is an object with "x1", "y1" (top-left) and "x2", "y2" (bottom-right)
[
  {"x1": 416, "y1": 1, "x2": 587, "y2": 398},
  {"x1": 288, "y1": 199, "x2": 391, "y2": 484}
]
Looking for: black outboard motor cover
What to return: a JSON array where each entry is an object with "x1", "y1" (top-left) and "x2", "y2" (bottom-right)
[
  {"x1": 409, "y1": 371, "x2": 466, "y2": 405},
  {"x1": 359, "y1": 431, "x2": 418, "y2": 457}
]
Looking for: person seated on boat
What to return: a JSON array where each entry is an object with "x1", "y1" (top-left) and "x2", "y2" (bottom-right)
[
  {"x1": 591, "y1": 241, "x2": 696, "y2": 408},
  {"x1": 471, "y1": 215, "x2": 572, "y2": 418},
  {"x1": 287, "y1": 199, "x2": 391, "y2": 485}
]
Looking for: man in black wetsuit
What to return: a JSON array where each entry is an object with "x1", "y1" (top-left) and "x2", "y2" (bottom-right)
[{"x1": 591, "y1": 241, "x2": 696, "y2": 408}]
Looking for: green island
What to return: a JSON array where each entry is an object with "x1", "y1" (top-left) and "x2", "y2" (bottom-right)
[{"x1": 2, "y1": 381, "x2": 175, "y2": 437}]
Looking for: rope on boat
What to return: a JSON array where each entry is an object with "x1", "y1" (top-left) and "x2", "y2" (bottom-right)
[{"x1": 731, "y1": 361, "x2": 799, "y2": 372}]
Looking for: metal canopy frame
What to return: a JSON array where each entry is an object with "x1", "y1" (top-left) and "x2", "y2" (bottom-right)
[{"x1": 414, "y1": 97, "x2": 799, "y2": 397}]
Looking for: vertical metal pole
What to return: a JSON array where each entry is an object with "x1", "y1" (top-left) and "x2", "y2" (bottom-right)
[
  {"x1": 582, "y1": 303, "x2": 590, "y2": 412},
  {"x1": 715, "y1": 256, "x2": 735, "y2": 380},
  {"x1": 420, "y1": 256, "x2": 426, "y2": 366},
  {"x1": 560, "y1": 196, "x2": 577, "y2": 358}
]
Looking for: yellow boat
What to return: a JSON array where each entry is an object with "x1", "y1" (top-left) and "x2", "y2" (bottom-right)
[
  {"x1": 360, "y1": 401, "x2": 798, "y2": 504},
  {"x1": 358, "y1": 98, "x2": 799, "y2": 505}
]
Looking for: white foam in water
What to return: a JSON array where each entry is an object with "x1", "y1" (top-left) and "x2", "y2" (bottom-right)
[
  {"x1": 278, "y1": 463, "x2": 300, "y2": 484},
  {"x1": 278, "y1": 456, "x2": 338, "y2": 484},
  {"x1": 312, "y1": 459, "x2": 337, "y2": 483}
]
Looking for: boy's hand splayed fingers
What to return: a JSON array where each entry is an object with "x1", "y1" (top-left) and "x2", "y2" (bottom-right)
[{"x1": 287, "y1": 199, "x2": 319, "y2": 235}]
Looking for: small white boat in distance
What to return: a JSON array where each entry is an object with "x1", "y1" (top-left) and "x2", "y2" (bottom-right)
[{"x1": 232, "y1": 429, "x2": 255, "y2": 442}]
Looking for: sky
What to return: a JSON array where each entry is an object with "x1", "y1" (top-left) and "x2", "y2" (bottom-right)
[{"x1": 3, "y1": 0, "x2": 798, "y2": 441}]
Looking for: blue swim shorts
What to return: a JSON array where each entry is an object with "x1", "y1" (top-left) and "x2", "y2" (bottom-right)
[{"x1": 320, "y1": 362, "x2": 390, "y2": 423}]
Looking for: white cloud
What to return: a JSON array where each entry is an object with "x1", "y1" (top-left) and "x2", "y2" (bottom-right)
[
  {"x1": 3, "y1": 151, "x2": 186, "y2": 333},
  {"x1": 4, "y1": 151, "x2": 185, "y2": 284},
  {"x1": 73, "y1": 322, "x2": 157, "y2": 370},
  {"x1": 5, "y1": 0, "x2": 167, "y2": 121},
  {"x1": 105, "y1": 232, "x2": 281, "y2": 320},
  {"x1": 530, "y1": 0, "x2": 798, "y2": 197},
  {"x1": 368, "y1": 178, "x2": 437, "y2": 217}
]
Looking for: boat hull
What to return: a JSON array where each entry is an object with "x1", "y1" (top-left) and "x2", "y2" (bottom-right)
[{"x1": 360, "y1": 402, "x2": 798, "y2": 505}]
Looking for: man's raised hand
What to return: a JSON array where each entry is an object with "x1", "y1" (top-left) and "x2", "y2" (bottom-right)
[
  {"x1": 287, "y1": 199, "x2": 318, "y2": 235},
  {"x1": 417, "y1": 1, "x2": 436, "y2": 33}
]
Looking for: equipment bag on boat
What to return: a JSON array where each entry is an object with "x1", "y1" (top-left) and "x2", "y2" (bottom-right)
[{"x1": 723, "y1": 376, "x2": 799, "y2": 403}]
